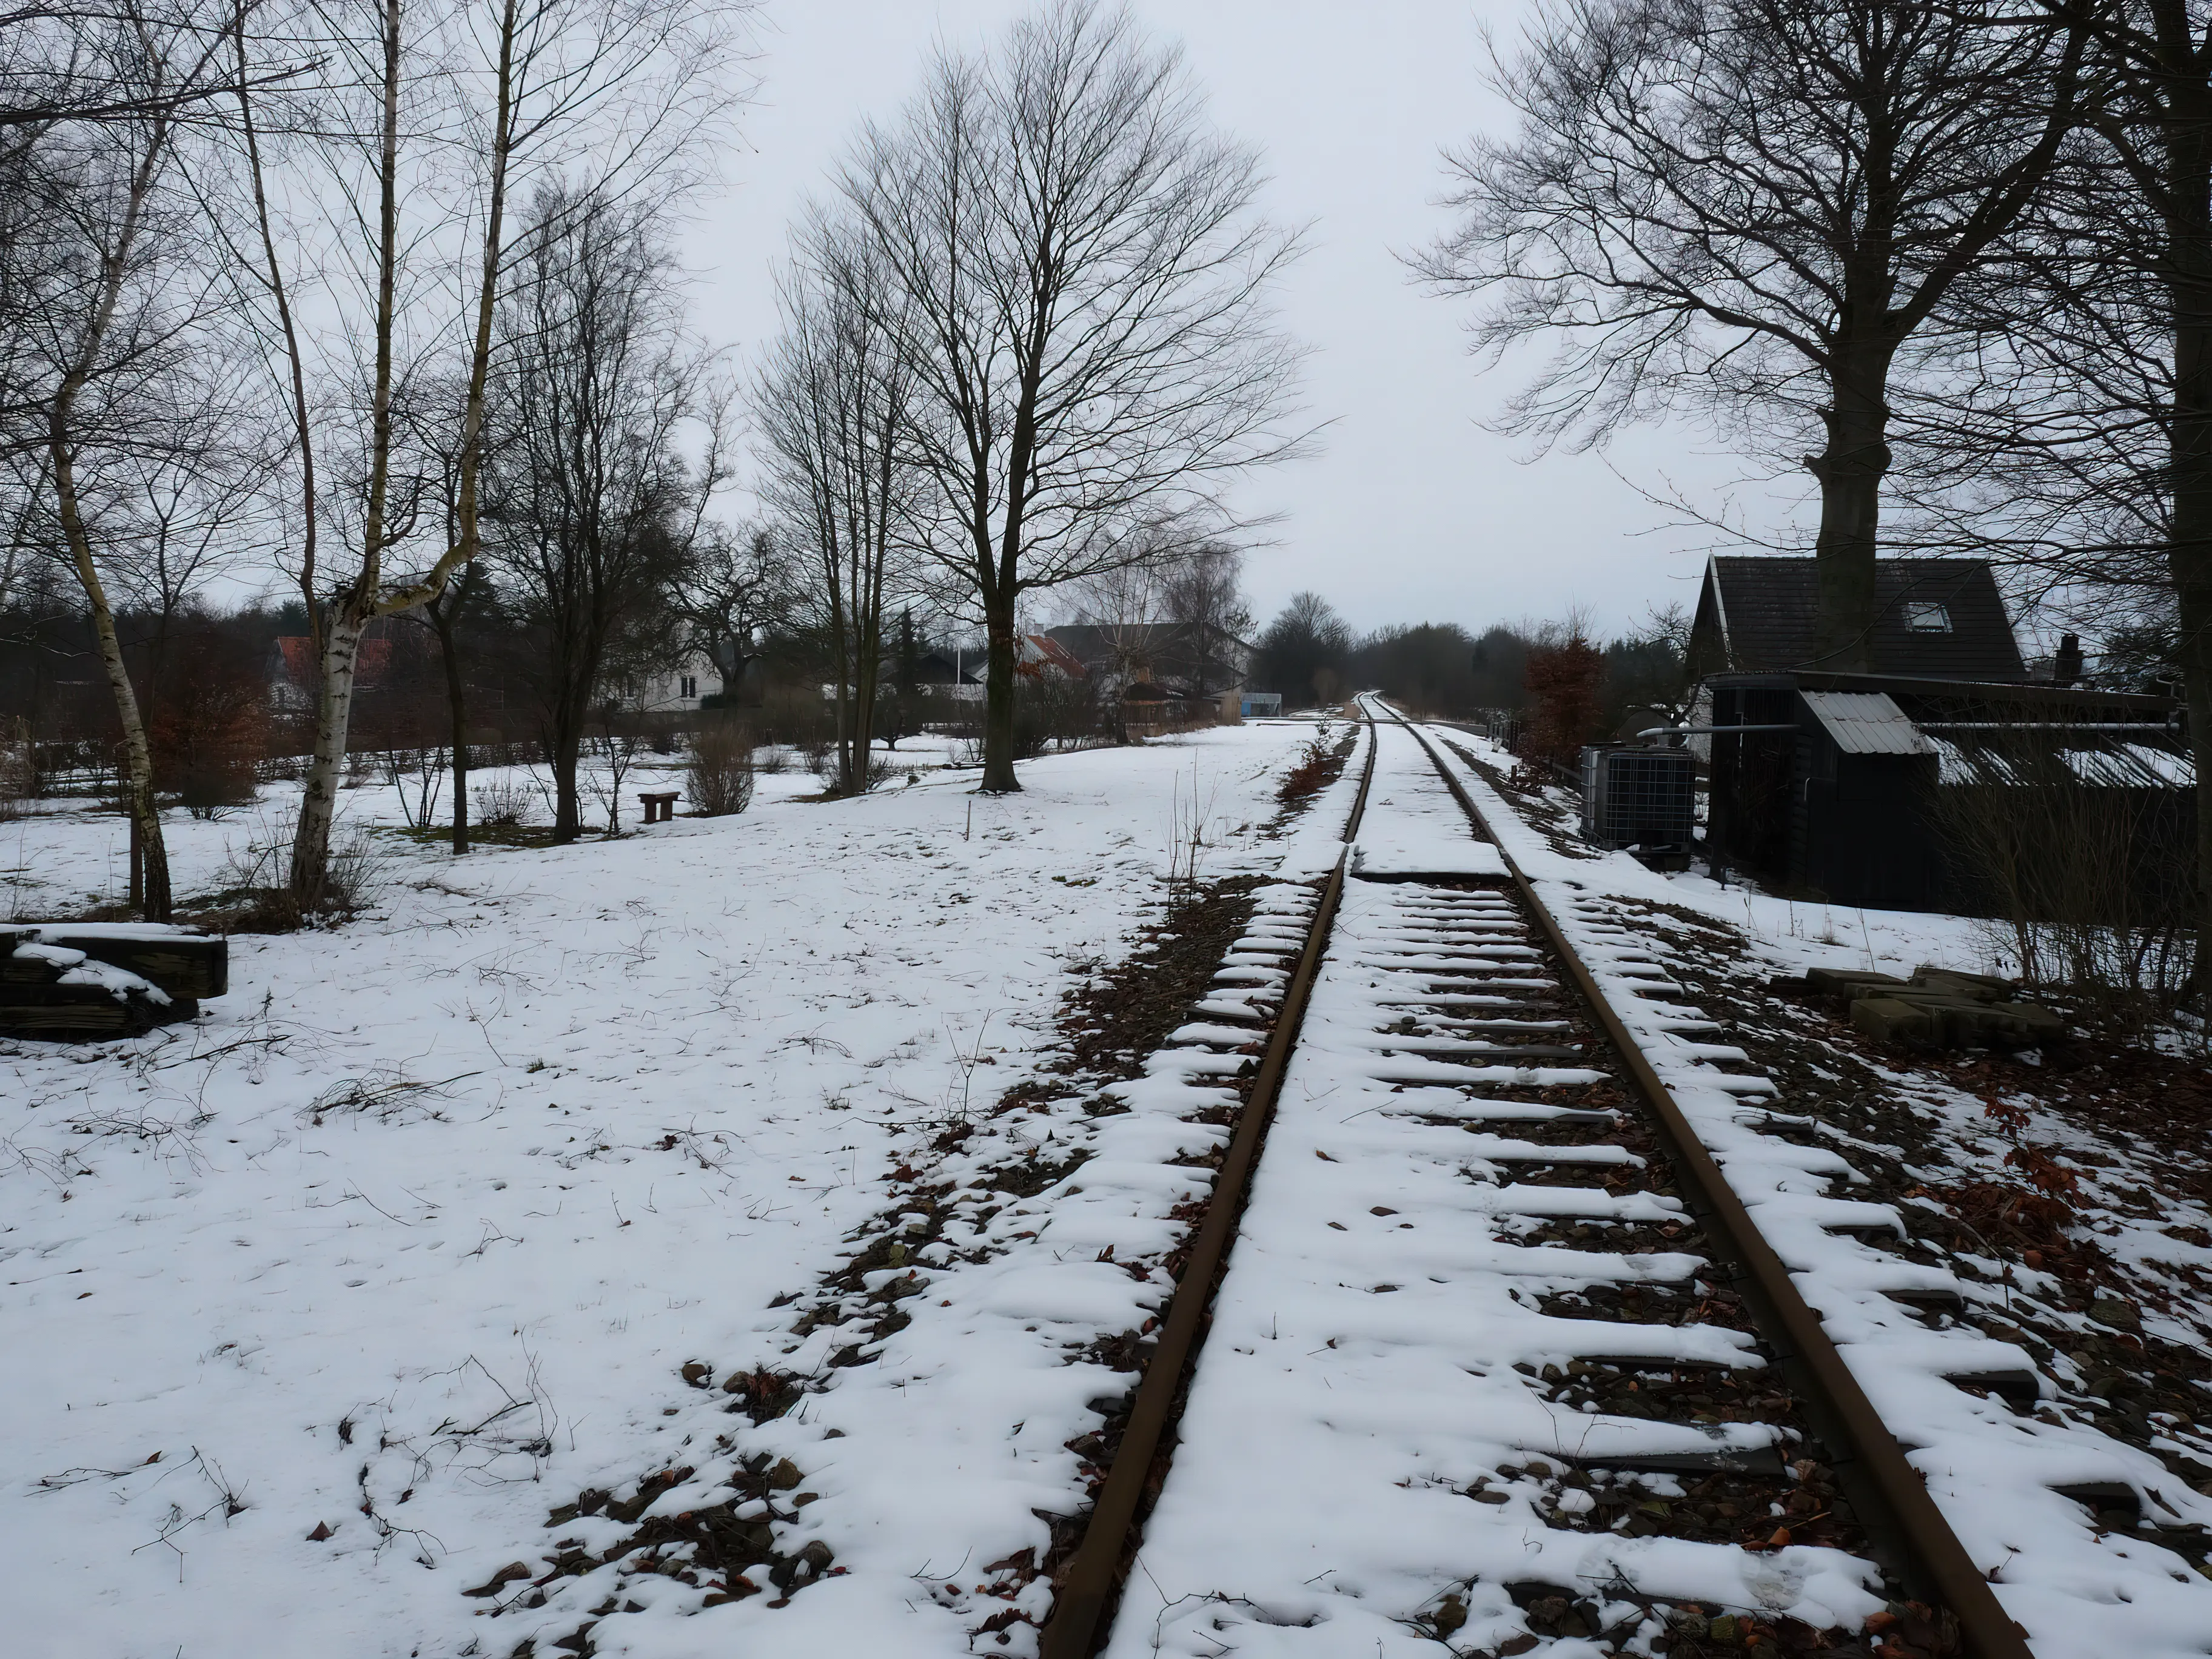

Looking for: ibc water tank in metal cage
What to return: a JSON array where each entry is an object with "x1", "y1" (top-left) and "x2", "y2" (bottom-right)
[{"x1": 1580, "y1": 745, "x2": 1695, "y2": 855}]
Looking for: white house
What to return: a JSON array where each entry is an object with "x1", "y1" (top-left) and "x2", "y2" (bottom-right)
[{"x1": 618, "y1": 643, "x2": 722, "y2": 715}]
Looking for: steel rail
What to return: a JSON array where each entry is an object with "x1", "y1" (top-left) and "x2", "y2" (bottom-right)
[
  {"x1": 1037, "y1": 715, "x2": 1379, "y2": 1659},
  {"x1": 1386, "y1": 703, "x2": 2034, "y2": 1659}
]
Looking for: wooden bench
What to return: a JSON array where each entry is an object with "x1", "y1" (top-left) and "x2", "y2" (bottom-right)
[{"x1": 638, "y1": 790, "x2": 681, "y2": 824}]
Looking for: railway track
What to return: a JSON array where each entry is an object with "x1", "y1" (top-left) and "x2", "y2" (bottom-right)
[{"x1": 1039, "y1": 701, "x2": 2034, "y2": 1659}]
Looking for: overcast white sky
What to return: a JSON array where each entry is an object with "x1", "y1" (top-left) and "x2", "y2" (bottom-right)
[{"x1": 688, "y1": 1, "x2": 1792, "y2": 640}]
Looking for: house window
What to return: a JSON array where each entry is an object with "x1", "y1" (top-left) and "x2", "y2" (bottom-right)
[
  {"x1": 680, "y1": 675, "x2": 698, "y2": 699},
  {"x1": 1905, "y1": 601, "x2": 1952, "y2": 633}
]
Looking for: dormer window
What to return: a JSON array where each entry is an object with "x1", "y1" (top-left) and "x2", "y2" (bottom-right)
[{"x1": 1905, "y1": 601, "x2": 1952, "y2": 633}]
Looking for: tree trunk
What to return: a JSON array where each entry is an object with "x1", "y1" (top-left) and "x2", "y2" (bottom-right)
[
  {"x1": 1806, "y1": 348, "x2": 1895, "y2": 672},
  {"x1": 551, "y1": 692, "x2": 587, "y2": 841},
  {"x1": 292, "y1": 0, "x2": 404, "y2": 910},
  {"x1": 848, "y1": 624, "x2": 880, "y2": 794},
  {"x1": 831, "y1": 598, "x2": 854, "y2": 796},
  {"x1": 981, "y1": 595, "x2": 1021, "y2": 793},
  {"x1": 435, "y1": 611, "x2": 471, "y2": 854},
  {"x1": 52, "y1": 441, "x2": 171, "y2": 921},
  {"x1": 2165, "y1": 179, "x2": 2212, "y2": 989},
  {"x1": 291, "y1": 605, "x2": 369, "y2": 911},
  {"x1": 2173, "y1": 562, "x2": 2212, "y2": 991}
]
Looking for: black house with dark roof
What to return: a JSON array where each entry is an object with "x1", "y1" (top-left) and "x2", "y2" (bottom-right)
[
  {"x1": 1674, "y1": 556, "x2": 2191, "y2": 912},
  {"x1": 1687, "y1": 556, "x2": 2026, "y2": 682}
]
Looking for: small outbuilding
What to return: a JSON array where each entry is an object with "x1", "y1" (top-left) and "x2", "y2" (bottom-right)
[
  {"x1": 1678, "y1": 554, "x2": 2193, "y2": 913},
  {"x1": 1704, "y1": 672, "x2": 2191, "y2": 911}
]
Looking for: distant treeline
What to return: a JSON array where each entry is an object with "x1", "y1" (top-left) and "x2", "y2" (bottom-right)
[{"x1": 1247, "y1": 591, "x2": 1688, "y2": 749}]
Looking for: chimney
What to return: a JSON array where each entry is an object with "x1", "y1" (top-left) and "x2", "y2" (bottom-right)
[{"x1": 2053, "y1": 633, "x2": 2083, "y2": 688}]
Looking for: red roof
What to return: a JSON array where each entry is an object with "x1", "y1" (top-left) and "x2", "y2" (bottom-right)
[{"x1": 1017, "y1": 634, "x2": 1087, "y2": 679}]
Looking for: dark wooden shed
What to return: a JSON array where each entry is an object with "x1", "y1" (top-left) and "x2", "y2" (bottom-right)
[{"x1": 1706, "y1": 673, "x2": 2191, "y2": 913}]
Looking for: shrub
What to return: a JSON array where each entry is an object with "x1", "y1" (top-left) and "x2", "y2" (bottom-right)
[
  {"x1": 474, "y1": 777, "x2": 540, "y2": 828},
  {"x1": 1932, "y1": 736, "x2": 2197, "y2": 1034},
  {"x1": 152, "y1": 649, "x2": 267, "y2": 818},
  {"x1": 688, "y1": 722, "x2": 756, "y2": 817},
  {"x1": 0, "y1": 719, "x2": 29, "y2": 822},
  {"x1": 220, "y1": 806, "x2": 395, "y2": 931}
]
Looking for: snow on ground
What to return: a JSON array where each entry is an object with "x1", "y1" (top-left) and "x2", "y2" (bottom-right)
[
  {"x1": 1419, "y1": 723, "x2": 2011, "y2": 988},
  {"x1": 1, "y1": 736, "x2": 971, "y2": 919},
  {"x1": 1423, "y1": 720, "x2": 2212, "y2": 1658},
  {"x1": 1351, "y1": 722, "x2": 1506, "y2": 880},
  {"x1": 1111, "y1": 870, "x2": 1882, "y2": 1659},
  {"x1": 0, "y1": 723, "x2": 1316, "y2": 1659}
]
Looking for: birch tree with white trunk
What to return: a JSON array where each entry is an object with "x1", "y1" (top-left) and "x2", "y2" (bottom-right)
[
  {"x1": 226, "y1": 0, "x2": 746, "y2": 908},
  {"x1": 8, "y1": 0, "x2": 245, "y2": 920}
]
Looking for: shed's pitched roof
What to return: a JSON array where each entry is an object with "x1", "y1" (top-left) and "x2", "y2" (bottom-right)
[
  {"x1": 1800, "y1": 690, "x2": 1936, "y2": 756},
  {"x1": 1698, "y1": 557, "x2": 2026, "y2": 680}
]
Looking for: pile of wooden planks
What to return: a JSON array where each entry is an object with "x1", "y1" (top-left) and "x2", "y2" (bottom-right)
[{"x1": 0, "y1": 925, "x2": 228, "y2": 1041}]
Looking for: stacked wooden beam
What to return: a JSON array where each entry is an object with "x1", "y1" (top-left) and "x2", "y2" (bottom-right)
[
  {"x1": 0, "y1": 925, "x2": 227, "y2": 1041},
  {"x1": 1797, "y1": 963, "x2": 2066, "y2": 1049}
]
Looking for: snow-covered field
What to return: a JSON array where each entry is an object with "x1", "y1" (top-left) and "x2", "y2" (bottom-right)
[
  {"x1": 0, "y1": 723, "x2": 1326, "y2": 1659},
  {"x1": 0, "y1": 738, "x2": 969, "y2": 918},
  {"x1": 9, "y1": 710, "x2": 2210, "y2": 1659}
]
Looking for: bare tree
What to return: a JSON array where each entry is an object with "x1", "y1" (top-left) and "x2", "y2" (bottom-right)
[
  {"x1": 754, "y1": 213, "x2": 923, "y2": 796},
  {"x1": 226, "y1": 0, "x2": 748, "y2": 907},
  {"x1": 392, "y1": 379, "x2": 494, "y2": 854},
  {"x1": 1420, "y1": 0, "x2": 2090, "y2": 670},
  {"x1": 12, "y1": 2, "x2": 239, "y2": 919},
  {"x1": 837, "y1": 0, "x2": 1305, "y2": 791},
  {"x1": 1067, "y1": 525, "x2": 1241, "y2": 737},
  {"x1": 671, "y1": 520, "x2": 791, "y2": 700},
  {"x1": 1889, "y1": 1, "x2": 2212, "y2": 988},
  {"x1": 1158, "y1": 540, "x2": 1251, "y2": 696},
  {"x1": 1255, "y1": 589, "x2": 1350, "y2": 708},
  {"x1": 0, "y1": 0, "x2": 278, "y2": 133},
  {"x1": 1071, "y1": 549, "x2": 1168, "y2": 742},
  {"x1": 486, "y1": 184, "x2": 712, "y2": 840},
  {"x1": 410, "y1": 558, "x2": 480, "y2": 850}
]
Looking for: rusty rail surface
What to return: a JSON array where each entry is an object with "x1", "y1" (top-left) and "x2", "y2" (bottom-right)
[
  {"x1": 1037, "y1": 716, "x2": 1379, "y2": 1659},
  {"x1": 1041, "y1": 703, "x2": 2033, "y2": 1659},
  {"x1": 1392, "y1": 709, "x2": 2031, "y2": 1659}
]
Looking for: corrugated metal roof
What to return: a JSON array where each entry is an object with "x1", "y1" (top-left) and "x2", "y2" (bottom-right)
[
  {"x1": 2062, "y1": 745, "x2": 2197, "y2": 789},
  {"x1": 1930, "y1": 736, "x2": 2194, "y2": 789},
  {"x1": 1801, "y1": 691, "x2": 1936, "y2": 756},
  {"x1": 2119, "y1": 742, "x2": 2194, "y2": 786},
  {"x1": 1929, "y1": 736, "x2": 2000, "y2": 785}
]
